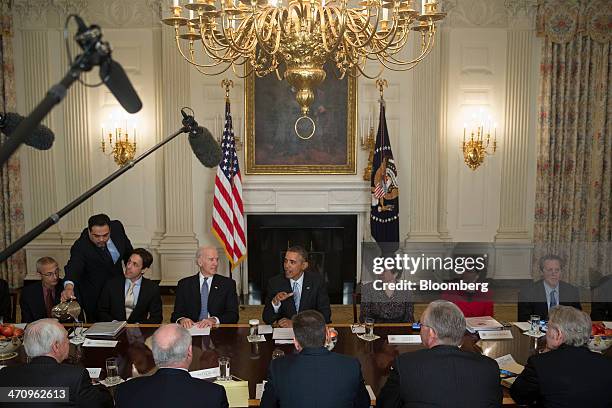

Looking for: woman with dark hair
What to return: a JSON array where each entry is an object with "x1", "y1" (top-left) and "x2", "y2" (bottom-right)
[{"x1": 360, "y1": 268, "x2": 414, "y2": 323}]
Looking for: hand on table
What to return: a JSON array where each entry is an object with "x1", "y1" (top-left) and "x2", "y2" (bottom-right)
[
  {"x1": 178, "y1": 318, "x2": 195, "y2": 329},
  {"x1": 195, "y1": 318, "x2": 216, "y2": 328},
  {"x1": 278, "y1": 318, "x2": 293, "y2": 328}
]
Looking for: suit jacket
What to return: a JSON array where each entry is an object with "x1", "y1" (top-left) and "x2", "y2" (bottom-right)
[
  {"x1": 517, "y1": 280, "x2": 581, "y2": 321},
  {"x1": 0, "y1": 278, "x2": 10, "y2": 322},
  {"x1": 64, "y1": 220, "x2": 133, "y2": 322},
  {"x1": 591, "y1": 276, "x2": 612, "y2": 321},
  {"x1": 170, "y1": 273, "x2": 239, "y2": 323},
  {"x1": 0, "y1": 356, "x2": 112, "y2": 407},
  {"x1": 260, "y1": 347, "x2": 370, "y2": 408},
  {"x1": 97, "y1": 276, "x2": 162, "y2": 324},
  {"x1": 510, "y1": 345, "x2": 612, "y2": 408},
  {"x1": 115, "y1": 367, "x2": 228, "y2": 408},
  {"x1": 20, "y1": 281, "x2": 64, "y2": 323},
  {"x1": 377, "y1": 345, "x2": 502, "y2": 408},
  {"x1": 262, "y1": 271, "x2": 331, "y2": 324}
]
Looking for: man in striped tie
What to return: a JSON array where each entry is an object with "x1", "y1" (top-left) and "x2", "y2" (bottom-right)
[{"x1": 171, "y1": 246, "x2": 239, "y2": 329}]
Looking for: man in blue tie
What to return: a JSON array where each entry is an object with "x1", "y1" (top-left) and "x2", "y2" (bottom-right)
[
  {"x1": 172, "y1": 246, "x2": 239, "y2": 328},
  {"x1": 262, "y1": 246, "x2": 331, "y2": 327},
  {"x1": 517, "y1": 254, "x2": 582, "y2": 321}
]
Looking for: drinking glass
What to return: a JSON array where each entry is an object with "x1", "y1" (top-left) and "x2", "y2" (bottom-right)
[
  {"x1": 365, "y1": 318, "x2": 375, "y2": 340},
  {"x1": 218, "y1": 356, "x2": 231, "y2": 381},
  {"x1": 73, "y1": 321, "x2": 86, "y2": 343},
  {"x1": 248, "y1": 319, "x2": 259, "y2": 341},
  {"x1": 271, "y1": 348, "x2": 285, "y2": 360},
  {"x1": 529, "y1": 315, "x2": 541, "y2": 335},
  {"x1": 105, "y1": 357, "x2": 120, "y2": 385}
]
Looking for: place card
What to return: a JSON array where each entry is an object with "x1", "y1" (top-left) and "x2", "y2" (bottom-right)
[
  {"x1": 247, "y1": 335, "x2": 266, "y2": 343},
  {"x1": 351, "y1": 324, "x2": 366, "y2": 334},
  {"x1": 274, "y1": 339, "x2": 294, "y2": 345},
  {"x1": 188, "y1": 327, "x2": 211, "y2": 336},
  {"x1": 387, "y1": 335, "x2": 421, "y2": 344},
  {"x1": 479, "y1": 330, "x2": 513, "y2": 340},
  {"x1": 604, "y1": 321, "x2": 612, "y2": 329},
  {"x1": 512, "y1": 322, "x2": 531, "y2": 332},
  {"x1": 258, "y1": 325, "x2": 273, "y2": 335},
  {"x1": 14, "y1": 323, "x2": 26, "y2": 329},
  {"x1": 86, "y1": 368, "x2": 102, "y2": 379},
  {"x1": 190, "y1": 366, "x2": 221, "y2": 379},
  {"x1": 82, "y1": 339, "x2": 118, "y2": 348},
  {"x1": 272, "y1": 328, "x2": 294, "y2": 340}
]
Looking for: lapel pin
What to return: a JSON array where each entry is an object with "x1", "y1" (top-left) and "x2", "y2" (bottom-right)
[
  {"x1": 306, "y1": 286, "x2": 310, "y2": 290},
  {"x1": 214, "y1": 286, "x2": 218, "y2": 289}
]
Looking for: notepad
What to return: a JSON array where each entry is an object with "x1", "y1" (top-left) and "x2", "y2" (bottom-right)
[
  {"x1": 272, "y1": 328, "x2": 294, "y2": 340},
  {"x1": 258, "y1": 325, "x2": 273, "y2": 335},
  {"x1": 214, "y1": 380, "x2": 249, "y2": 407},
  {"x1": 82, "y1": 339, "x2": 118, "y2": 348},
  {"x1": 479, "y1": 330, "x2": 513, "y2": 340},
  {"x1": 512, "y1": 322, "x2": 531, "y2": 332},
  {"x1": 188, "y1": 327, "x2": 211, "y2": 336},
  {"x1": 495, "y1": 354, "x2": 525, "y2": 375},
  {"x1": 190, "y1": 367, "x2": 220, "y2": 379},
  {"x1": 387, "y1": 335, "x2": 421, "y2": 344},
  {"x1": 86, "y1": 368, "x2": 102, "y2": 379}
]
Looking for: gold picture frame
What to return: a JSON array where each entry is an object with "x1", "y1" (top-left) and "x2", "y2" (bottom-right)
[{"x1": 244, "y1": 66, "x2": 357, "y2": 175}]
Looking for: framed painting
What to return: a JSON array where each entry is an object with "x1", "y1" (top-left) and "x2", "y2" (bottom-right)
[{"x1": 244, "y1": 65, "x2": 357, "y2": 174}]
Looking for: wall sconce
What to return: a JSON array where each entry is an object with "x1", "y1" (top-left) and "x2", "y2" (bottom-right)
[
  {"x1": 101, "y1": 117, "x2": 137, "y2": 167},
  {"x1": 461, "y1": 121, "x2": 497, "y2": 171}
]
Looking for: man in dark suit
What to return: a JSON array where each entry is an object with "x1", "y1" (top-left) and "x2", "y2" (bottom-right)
[
  {"x1": 518, "y1": 254, "x2": 581, "y2": 321},
  {"x1": 115, "y1": 323, "x2": 228, "y2": 408},
  {"x1": 98, "y1": 248, "x2": 162, "y2": 323},
  {"x1": 171, "y1": 246, "x2": 239, "y2": 328},
  {"x1": 591, "y1": 275, "x2": 612, "y2": 321},
  {"x1": 260, "y1": 310, "x2": 370, "y2": 408},
  {"x1": 20, "y1": 257, "x2": 64, "y2": 323},
  {"x1": 0, "y1": 278, "x2": 10, "y2": 322},
  {"x1": 511, "y1": 305, "x2": 612, "y2": 407},
  {"x1": 0, "y1": 318, "x2": 112, "y2": 407},
  {"x1": 262, "y1": 246, "x2": 331, "y2": 327},
  {"x1": 378, "y1": 300, "x2": 502, "y2": 408},
  {"x1": 61, "y1": 213, "x2": 133, "y2": 322}
]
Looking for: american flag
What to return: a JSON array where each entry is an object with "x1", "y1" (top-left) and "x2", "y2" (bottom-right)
[{"x1": 212, "y1": 100, "x2": 246, "y2": 269}]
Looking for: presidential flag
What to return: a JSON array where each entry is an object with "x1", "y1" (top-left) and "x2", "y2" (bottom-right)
[
  {"x1": 370, "y1": 101, "x2": 399, "y2": 244},
  {"x1": 212, "y1": 100, "x2": 246, "y2": 269}
]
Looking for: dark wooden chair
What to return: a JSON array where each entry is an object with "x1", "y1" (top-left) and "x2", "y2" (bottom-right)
[{"x1": 352, "y1": 285, "x2": 361, "y2": 324}]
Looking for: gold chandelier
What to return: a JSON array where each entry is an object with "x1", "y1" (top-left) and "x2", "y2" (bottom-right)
[{"x1": 162, "y1": 0, "x2": 445, "y2": 118}]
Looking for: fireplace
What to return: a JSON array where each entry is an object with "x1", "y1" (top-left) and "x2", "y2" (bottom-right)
[{"x1": 247, "y1": 214, "x2": 357, "y2": 304}]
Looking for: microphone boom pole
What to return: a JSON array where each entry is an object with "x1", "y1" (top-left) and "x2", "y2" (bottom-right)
[{"x1": 0, "y1": 122, "x2": 194, "y2": 263}]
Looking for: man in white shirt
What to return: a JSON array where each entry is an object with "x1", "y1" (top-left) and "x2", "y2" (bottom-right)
[
  {"x1": 262, "y1": 246, "x2": 331, "y2": 327},
  {"x1": 171, "y1": 246, "x2": 239, "y2": 328}
]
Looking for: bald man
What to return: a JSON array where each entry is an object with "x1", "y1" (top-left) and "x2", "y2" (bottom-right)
[
  {"x1": 115, "y1": 324, "x2": 228, "y2": 408},
  {"x1": 171, "y1": 247, "x2": 239, "y2": 328}
]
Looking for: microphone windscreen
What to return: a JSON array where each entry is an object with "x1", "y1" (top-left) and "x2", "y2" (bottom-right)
[
  {"x1": 99, "y1": 59, "x2": 143, "y2": 114},
  {"x1": 1, "y1": 112, "x2": 55, "y2": 150},
  {"x1": 189, "y1": 126, "x2": 222, "y2": 168}
]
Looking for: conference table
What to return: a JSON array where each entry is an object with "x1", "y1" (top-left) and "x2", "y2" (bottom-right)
[{"x1": 6, "y1": 323, "x2": 548, "y2": 406}]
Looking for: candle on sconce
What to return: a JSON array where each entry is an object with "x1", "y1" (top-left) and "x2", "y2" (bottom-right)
[
  {"x1": 462, "y1": 124, "x2": 466, "y2": 144},
  {"x1": 383, "y1": 7, "x2": 388, "y2": 20},
  {"x1": 189, "y1": 0, "x2": 194, "y2": 19},
  {"x1": 173, "y1": 0, "x2": 179, "y2": 6}
]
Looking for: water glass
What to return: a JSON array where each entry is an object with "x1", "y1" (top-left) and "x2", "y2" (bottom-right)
[
  {"x1": 529, "y1": 315, "x2": 541, "y2": 335},
  {"x1": 105, "y1": 357, "x2": 120, "y2": 385},
  {"x1": 271, "y1": 348, "x2": 285, "y2": 360},
  {"x1": 248, "y1": 319, "x2": 259, "y2": 340},
  {"x1": 365, "y1": 318, "x2": 375, "y2": 339},
  {"x1": 73, "y1": 321, "x2": 86, "y2": 343},
  {"x1": 218, "y1": 356, "x2": 231, "y2": 381}
]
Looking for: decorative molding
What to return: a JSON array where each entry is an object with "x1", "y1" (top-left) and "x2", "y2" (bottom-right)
[
  {"x1": 444, "y1": 0, "x2": 508, "y2": 28},
  {"x1": 12, "y1": 0, "x2": 52, "y2": 26},
  {"x1": 85, "y1": 0, "x2": 163, "y2": 28}
]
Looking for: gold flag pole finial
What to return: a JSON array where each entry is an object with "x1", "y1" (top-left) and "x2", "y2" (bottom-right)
[
  {"x1": 376, "y1": 78, "x2": 388, "y2": 105},
  {"x1": 222, "y1": 79, "x2": 234, "y2": 103}
]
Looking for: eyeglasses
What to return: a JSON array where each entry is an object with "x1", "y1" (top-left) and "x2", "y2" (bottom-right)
[{"x1": 39, "y1": 270, "x2": 60, "y2": 277}]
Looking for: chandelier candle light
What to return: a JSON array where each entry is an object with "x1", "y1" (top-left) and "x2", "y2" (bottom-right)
[
  {"x1": 162, "y1": 0, "x2": 445, "y2": 138},
  {"x1": 101, "y1": 120, "x2": 137, "y2": 167}
]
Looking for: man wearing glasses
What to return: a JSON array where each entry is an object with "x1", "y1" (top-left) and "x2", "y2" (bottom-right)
[{"x1": 20, "y1": 257, "x2": 64, "y2": 322}]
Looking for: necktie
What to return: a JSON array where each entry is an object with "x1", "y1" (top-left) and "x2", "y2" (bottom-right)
[
  {"x1": 293, "y1": 281, "x2": 301, "y2": 312},
  {"x1": 199, "y1": 278, "x2": 209, "y2": 321},
  {"x1": 549, "y1": 289, "x2": 557, "y2": 309},
  {"x1": 101, "y1": 246, "x2": 114, "y2": 264},
  {"x1": 125, "y1": 281, "x2": 136, "y2": 319},
  {"x1": 44, "y1": 287, "x2": 54, "y2": 318}
]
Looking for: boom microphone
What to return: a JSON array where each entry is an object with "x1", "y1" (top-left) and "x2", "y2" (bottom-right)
[
  {"x1": 0, "y1": 112, "x2": 55, "y2": 150},
  {"x1": 189, "y1": 126, "x2": 222, "y2": 168}
]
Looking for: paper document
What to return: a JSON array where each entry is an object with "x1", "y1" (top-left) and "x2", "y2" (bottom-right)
[
  {"x1": 387, "y1": 335, "x2": 421, "y2": 344},
  {"x1": 255, "y1": 381, "x2": 267, "y2": 400},
  {"x1": 272, "y1": 328, "x2": 294, "y2": 340},
  {"x1": 247, "y1": 335, "x2": 266, "y2": 343},
  {"x1": 13, "y1": 323, "x2": 26, "y2": 329},
  {"x1": 82, "y1": 339, "x2": 118, "y2": 348},
  {"x1": 214, "y1": 380, "x2": 249, "y2": 407},
  {"x1": 479, "y1": 330, "x2": 513, "y2": 340},
  {"x1": 512, "y1": 322, "x2": 531, "y2": 332},
  {"x1": 85, "y1": 321, "x2": 126, "y2": 337},
  {"x1": 466, "y1": 316, "x2": 503, "y2": 332},
  {"x1": 275, "y1": 339, "x2": 294, "y2": 345},
  {"x1": 188, "y1": 327, "x2": 211, "y2": 336},
  {"x1": 366, "y1": 385, "x2": 376, "y2": 401},
  {"x1": 190, "y1": 366, "x2": 220, "y2": 379},
  {"x1": 603, "y1": 321, "x2": 612, "y2": 329},
  {"x1": 258, "y1": 325, "x2": 273, "y2": 334},
  {"x1": 86, "y1": 368, "x2": 102, "y2": 379},
  {"x1": 495, "y1": 354, "x2": 525, "y2": 375}
]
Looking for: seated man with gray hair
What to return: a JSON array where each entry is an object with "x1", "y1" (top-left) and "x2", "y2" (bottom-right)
[
  {"x1": 115, "y1": 323, "x2": 228, "y2": 408},
  {"x1": 511, "y1": 305, "x2": 612, "y2": 407},
  {"x1": 0, "y1": 318, "x2": 112, "y2": 407},
  {"x1": 378, "y1": 300, "x2": 502, "y2": 408},
  {"x1": 260, "y1": 310, "x2": 370, "y2": 408}
]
